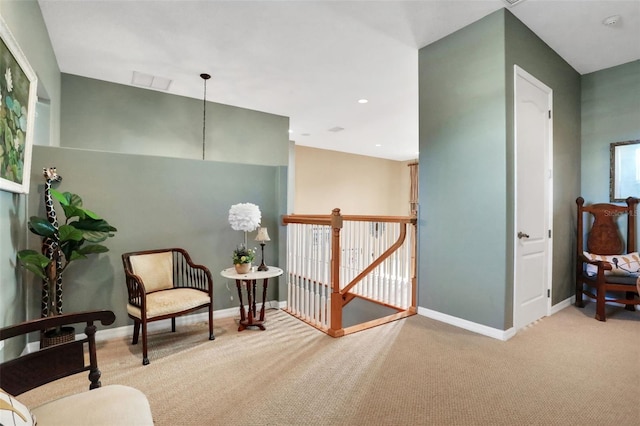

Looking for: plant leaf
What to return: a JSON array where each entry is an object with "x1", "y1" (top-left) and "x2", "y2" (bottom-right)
[
  {"x1": 50, "y1": 189, "x2": 69, "y2": 206},
  {"x1": 78, "y1": 244, "x2": 109, "y2": 255},
  {"x1": 69, "y1": 251, "x2": 87, "y2": 262},
  {"x1": 59, "y1": 224, "x2": 84, "y2": 242},
  {"x1": 17, "y1": 250, "x2": 51, "y2": 279},
  {"x1": 80, "y1": 230, "x2": 110, "y2": 243},
  {"x1": 71, "y1": 218, "x2": 116, "y2": 233},
  {"x1": 82, "y1": 208, "x2": 101, "y2": 220},
  {"x1": 28, "y1": 216, "x2": 56, "y2": 237},
  {"x1": 60, "y1": 204, "x2": 87, "y2": 221}
]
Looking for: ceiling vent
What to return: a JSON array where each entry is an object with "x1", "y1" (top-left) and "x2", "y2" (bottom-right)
[
  {"x1": 502, "y1": 0, "x2": 527, "y2": 6},
  {"x1": 131, "y1": 71, "x2": 172, "y2": 91},
  {"x1": 328, "y1": 126, "x2": 345, "y2": 133}
]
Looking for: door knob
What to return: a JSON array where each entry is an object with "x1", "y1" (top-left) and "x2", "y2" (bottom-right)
[{"x1": 517, "y1": 232, "x2": 530, "y2": 239}]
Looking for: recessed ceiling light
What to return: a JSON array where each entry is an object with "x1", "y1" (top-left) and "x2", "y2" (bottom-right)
[
  {"x1": 358, "y1": 99, "x2": 368, "y2": 104},
  {"x1": 602, "y1": 15, "x2": 621, "y2": 26},
  {"x1": 328, "y1": 126, "x2": 345, "y2": 133},
  {"x1": 288, "y1": 129, "x2": 293, "y2": 133},
  {"x1": 375, "y1": 144, "x2": 382, "y2": 147}
]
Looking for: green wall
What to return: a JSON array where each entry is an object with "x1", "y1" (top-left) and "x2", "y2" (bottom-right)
[
  {"x1": 418, "y1": 9, "x2": 581, "y2": 330},
  {"x1": 25, "y1": 147, "x2": 286, "y2": 328},
  {"x1": 580, "y1": 60, "x2": 640, "y2": 251},
  {"x1": 0, "y1": 0, "x2": 61, "y2": 361},
  {"x1": 419, "y1": 10, "x2": 507, "y2": 329},
  {"x1": 581, "y1": 60, "x2": 640, "y2": 205},
  {"x1": 61, "y1": 74, "x2": 288, "y2": 166},
  {"x1": 504, "y1": 11, "x2": 581, "y2": 307}
]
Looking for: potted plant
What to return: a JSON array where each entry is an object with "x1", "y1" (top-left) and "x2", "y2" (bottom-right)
[
  {"x1": 17, "y1": 168, "x2": 117, "y2": 345},
  {"x1": 232, "y1": 244, "x2": 255, "y2": 274}
]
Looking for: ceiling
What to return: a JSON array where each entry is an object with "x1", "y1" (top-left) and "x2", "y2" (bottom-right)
[{"x1": 38, "y1": 0, "x2": 640, "y2": 161}]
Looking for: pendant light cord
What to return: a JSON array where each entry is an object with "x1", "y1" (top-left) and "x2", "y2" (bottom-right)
[{"x1": 200, "y1": 73, "x2": 211, "y2": 161}]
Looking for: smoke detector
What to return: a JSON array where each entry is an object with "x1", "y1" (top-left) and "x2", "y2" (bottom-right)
[{"x1": 602, "y1": 15, "x2": 621, "y2": 26}]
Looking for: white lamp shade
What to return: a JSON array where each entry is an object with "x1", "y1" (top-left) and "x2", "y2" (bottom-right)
[{"x1": 255, "y1": 227, "x2": 271, "y2": 242}]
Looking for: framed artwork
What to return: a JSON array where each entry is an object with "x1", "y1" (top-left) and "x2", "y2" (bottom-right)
[
  {"x1": 610, "y1": 140, "x2": 640, "y2": 202},
  {"x1": 0, "y1": 15, "x2": 37, "y2": 194}
]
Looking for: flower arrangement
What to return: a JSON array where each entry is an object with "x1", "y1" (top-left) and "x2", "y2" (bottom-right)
[
  {"x1": 228, "y1": 203, "x2": 261, "y2": 232},
  {"x1": 232, "y1": 244, "x2": 255, "y2": 265}
]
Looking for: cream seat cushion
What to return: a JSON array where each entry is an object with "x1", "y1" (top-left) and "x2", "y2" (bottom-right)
[
  {"x1": 129, "y1": 251, "x2": 173, "y2": 292},
  {"x1": 583, "y1": 251, "x2": 640, "y2": 276},
  {"x1": 32, "y1": 385, "x2": 153, "y2": 426},
  {"x1": 127, "y1": 288, "x2": 211, "y2": 319}
]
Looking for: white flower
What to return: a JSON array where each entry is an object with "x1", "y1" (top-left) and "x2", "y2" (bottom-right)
[
  {"x1": 5, "y1": 67, "x2": 12, "y2": 92},
  {"x1": 228, "y1": 203, "x2": 261, "y2": 232}
]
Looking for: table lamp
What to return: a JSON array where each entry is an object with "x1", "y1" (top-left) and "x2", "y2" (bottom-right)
[{"x1": 255, "y1": 227, "x2": 270, "y2": 271}]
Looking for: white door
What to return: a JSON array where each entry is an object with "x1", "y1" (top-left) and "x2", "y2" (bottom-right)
[{"x1": 514, "y1": 66, "x2": 552, "y2": 330}]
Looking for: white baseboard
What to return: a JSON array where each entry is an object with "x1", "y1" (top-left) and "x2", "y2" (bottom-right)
[
  {"x1": 25, "y1": 300, "x2": 282, "y2": 354},
  {"x1": 417, "y1": 307, "x2": 515, "y2": 341},
  {"x1": 417, "y1": 295, "x2": 576, "y2": 342},
  {"x1": 550, "y1": 295, "x2": 575, "y2": 315}
]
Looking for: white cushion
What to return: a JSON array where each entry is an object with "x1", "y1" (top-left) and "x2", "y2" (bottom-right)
[
  {"x1": 32, "y1": 385, "x2": 153, "y2": 426},
  {"x1": 127, "y1": 288, "x2": 210, "y2": 319},
  {"x1": 130, "y1": 252, "x2": 174, "y2": 292},
  {"x1": 0, "y1": 388, "x2": 35, "y2": 426},
  {"x1": 583, "y1": 251, "x2": 640, "y2": 276}
]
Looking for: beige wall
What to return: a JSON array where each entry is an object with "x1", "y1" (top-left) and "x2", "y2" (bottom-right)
[{"x1": 294, "y1": 145, "x2": 413, "y2": 216}]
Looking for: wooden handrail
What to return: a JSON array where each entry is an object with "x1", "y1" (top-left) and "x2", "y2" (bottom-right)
[
  {"x1": 282, "y1": 208, "x2": 417, "y2": 337},
  {"x1": 283, "y1": 213, "x2": 416, "y2": 224}
]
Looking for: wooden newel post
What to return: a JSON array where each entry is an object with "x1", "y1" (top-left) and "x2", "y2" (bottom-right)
[{"x1": 329, "y1": 208, "x2": 344, "y2": 337}]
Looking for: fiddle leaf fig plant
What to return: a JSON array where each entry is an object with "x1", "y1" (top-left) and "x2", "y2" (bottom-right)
[{"x1": 17, "y1": 188, "x2": 117, "y2": 317}]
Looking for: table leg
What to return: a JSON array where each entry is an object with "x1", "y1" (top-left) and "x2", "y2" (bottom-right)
[
  {"x1": 246, "y1": 279, "x2": 255, "y2": 327},
  {"x1": 252, "y1": 280, "x2": 257, "y2": 317},
  {"x1": 236, "y1": 280, "x2": 246, "y2": 331},
  {"x1": 259, "y1": 278, "x2": 269, "y2": 322}
]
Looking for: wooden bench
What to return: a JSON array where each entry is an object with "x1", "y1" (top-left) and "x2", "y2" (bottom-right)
[{"x1": 0, "y1": 310, "x2": 153, "y2": 425}]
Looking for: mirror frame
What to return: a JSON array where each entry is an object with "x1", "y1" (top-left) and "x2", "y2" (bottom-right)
[{"x1": 609, "y1": 139, "x2": 640, "y2": 202}]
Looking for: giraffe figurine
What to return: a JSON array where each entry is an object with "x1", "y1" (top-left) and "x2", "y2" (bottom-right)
[{"x1": 41, "y1": 167, "x2": 63, "y2": 317}]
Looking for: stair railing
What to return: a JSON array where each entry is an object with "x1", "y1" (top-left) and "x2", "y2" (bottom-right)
[{"x1": 282, "y1": 208, "x2": 417, "y2": 336}]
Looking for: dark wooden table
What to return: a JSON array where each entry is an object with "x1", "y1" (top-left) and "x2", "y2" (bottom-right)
[{"x1": 221, "y1": 266, "x2": 283, "y2": 331}]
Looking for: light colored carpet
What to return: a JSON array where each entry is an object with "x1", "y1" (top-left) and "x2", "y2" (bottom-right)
[{"x1": 20, "y1": 302, "x2": 640, "y2": 425}]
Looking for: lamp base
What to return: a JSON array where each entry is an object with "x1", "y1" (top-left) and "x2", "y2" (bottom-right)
[{"x1": 258, "y1": 242, "x2": 268, "y2": 271}]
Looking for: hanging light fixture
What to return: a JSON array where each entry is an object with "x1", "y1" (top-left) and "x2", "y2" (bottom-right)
[{"x1": 200, "y1": 73, "x2": 211, "y2": 160}]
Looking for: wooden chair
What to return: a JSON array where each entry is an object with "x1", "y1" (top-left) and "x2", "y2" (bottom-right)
[
  {"x1": 0, "y1": 310, "x2": 154, "y2": 425},
  {"x1": 122, "y1": 248, "x2": 214, "y2": 365},
  {"x1": 575, "y1": 197, "x2": 640, "y2": 320}
]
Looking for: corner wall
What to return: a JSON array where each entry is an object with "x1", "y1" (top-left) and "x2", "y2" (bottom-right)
[
  {"x1": 504, "y1": 10, "x2": 581, "y2": 309},
  {"x1": 418, "y1": 9, "x2": 581, "y2": 331},
  {"x1": 419, "y1": 10, "x2": 508, "y2": 329}
]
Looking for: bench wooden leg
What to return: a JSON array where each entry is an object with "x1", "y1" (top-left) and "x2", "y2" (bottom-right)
[
  {"x1": 208, "y1": 304, "x2": 215, "y2": 340},
  {"x1": 132, "y1": 320, "x2": 140, "y2": 345},
  {"x1": 142, "y1": 321, "x2": 149, "y2": 365},
  {"x1": 595, "y1": 287, "x2": 606, "y2": 321},
  {"x1": 575, "y1": 280, "x2": 584, "y2": 308}
]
